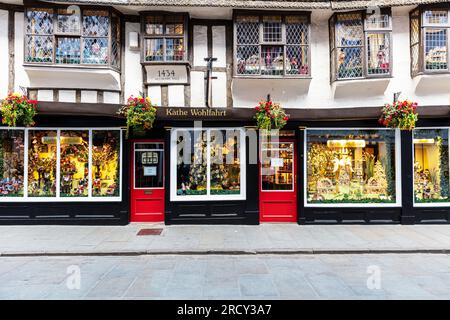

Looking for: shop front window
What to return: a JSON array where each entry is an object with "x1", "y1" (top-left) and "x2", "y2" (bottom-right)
[
  {"x1": 172, "y1": 128, "x2": 245, "y2": 201},
  {"x1": 134, "y1": 143, "x2": 164, "y2": 189},
  {"x1": 0, "y1": 130, "x2": 25, "y2": 197},
  {"x1": 306, "y1": 129, "x2": 398, "y2": 205},
  {"x1": 28, "y1": 130, "x2": 57, "y2": 197},
  {"x1": 413, "y1": 129, "x2": 450, "y2": 204},
  {"x1": 261, "y1": 142, "x2": 294, "y2": 191}
]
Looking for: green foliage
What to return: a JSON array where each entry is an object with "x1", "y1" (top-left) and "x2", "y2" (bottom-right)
[
  {"x1": 379, "y1": 100, "x2": 418, "y2": 130},
  {"x1": 254, "y1": 100, "x2": 289, "y2": 130},
  {"x1": 0, "y1": 93, "x2": 37, "y2": 127},
  {"x1": 118, "y1": 96, "x2": 157, "y2": 137}
]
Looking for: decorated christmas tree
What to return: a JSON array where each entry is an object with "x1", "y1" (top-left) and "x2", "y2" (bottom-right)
[{"x1": 373, "y1": 160, "x2": 388, "y2": 194}]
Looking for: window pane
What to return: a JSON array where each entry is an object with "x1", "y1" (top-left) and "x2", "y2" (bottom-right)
[
  {"x1": 367, "y1": 33, "x2": 390, "y2": 75},
  {"x1": 236, "y1": 45, "x2": 260, "y2": 75},
  {"x1": 286, "y1": 16, "x2": 308, "y2": 44},
  {"x1": 165, "y1": 38, "x2": 185, "y2": 61},
  {"x1": 261, "y1": 45, "x2": 284, "y2": 76},
  {"x1": 414, "y1": 129, "x2": 450, "y2": 203},
  {"x1": 56, "y1": 8, "x2": 80, "y2": 34},
  {"x1": 365, "y1": 13, "x2": 390, "y2": 29},
  {"x1": 176, "y1": 130, "x2": 207, "y2": 196},
  {"x1": 92, "y1": 131, "x2": 120, "y2": 197},
  {"x1": 82, "y1": 38, "x2": 108, "y2": 64},
  {"x1": 424, "y1": 10, "x2": 448, "y2": 25},
  {"x1": 111, "y1": 13, "x2": 120, "y2": 68},
  {"x1": 263, "y1": 15, "x2": 282, "y2": 42},
  {"x1": 165, "y1": 16, "x2": 184, "y2": 35},
  {"x1": 236, "y1": 16, "x2": 259, "y2": 45},
  {"x1": 144, "y1": 39, "x2": 164, "y2": 62},
  {"x1": 210, "y1": 130, "x2": 241, "y2": 195},
  {"x1": 25, "y1": 35, "x2": 53, "y2": 63},
  {"x1": 28, "y1": 130, "x2": 57, "y2": 197},
  {"x1": 56, "y1": 37, "x2": 81, "y2": 64},
  {"x1": 306, "y1": 130, "x2": 397, "y2": 204},
  {"x1": 26, "y1": 8, "x2": 53, "y2": 35},
  {"x1": 261, "y1": 142, "x2": 294, "y2": 191},
  {"x1": 60, "y1": 131, "x2": 89, "y2": 197},
  {"x1": 0, "y1": 130, "x2": 24, "y2": 197},
  {"x1": 286, "y1": 45, "x2": 309, "y2": 75},
  {"x1": 145, "y1": 16, "x2": 164, "y2": 35},
  {"x1": 83, "y1": 10, "x2": 109, "y2": 37},
  {"x1": 337, "y1": 47, "x2": 363, "y2": 78},
  {"x1": 135, "y1": 149, "x2": 164, "y2": 188},
  {"x1": 425, "y1": 28, "x2": 448, "y2": 70},
  {"x1": 335, "y1": 13, "x2": 363, "y2": 79}
]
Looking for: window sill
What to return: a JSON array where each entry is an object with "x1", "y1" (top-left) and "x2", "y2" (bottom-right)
[
  {"x1": 233, "y1": 75, "x2": 312, "y2": 80},
  {"x1": 331, "y1": 77, "x2": 391, "y2": 99},
  {"x1": 24, "y1": 65, "x2": 121, "y2": 91},
  {"x1": 413, "y1": 73, "x2": 450, "y2": 95},
  {"x1": 141, "y1": 61, "x2": 190, "y2": 66}
]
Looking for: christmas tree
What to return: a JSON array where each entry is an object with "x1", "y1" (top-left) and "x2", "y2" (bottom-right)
[{"x1": 373, "y1": 160, "x2": 388, "y2": 194}]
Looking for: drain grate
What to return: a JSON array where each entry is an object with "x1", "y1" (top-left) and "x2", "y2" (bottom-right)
[{"x1": 137, "y1": 228, "x2": 163, "y2": 236}]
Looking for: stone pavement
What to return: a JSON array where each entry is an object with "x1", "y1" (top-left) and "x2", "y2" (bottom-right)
[
  {"x1": 0, "y1": 224, "x2": 450, "y2": 255},
  {"x1": 0, "y1": 254, "x2": 449, "y2": 299}
]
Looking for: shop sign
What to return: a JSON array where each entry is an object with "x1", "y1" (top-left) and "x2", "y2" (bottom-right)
[
  {"x1": 270, "y1": 158, "x2": 284, "y2": 167},
  {"x1": 164, "y1": 107, "x2": 227, "y2": 118},
  {"x1": 143, "y1": 166, "x2": 157, "y2": 176},
  {"x1": 145, "y1": 65, "x2": 188, "y2": 84}
]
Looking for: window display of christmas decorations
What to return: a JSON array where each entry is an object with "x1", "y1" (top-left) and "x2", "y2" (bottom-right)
[
  {"x1": 118, "y1": 95, "x2": 157, "y2": 137},
  {"x1": 92, "y1": 130, "x2": 120, "y2": 197},
  {"x1": 306, "y1": 129, "x2": 397, "y2": 204},
  {"x1": 0, "y1": 92, "x2": 37, "y2": 127},
  {"x1": 261, "y1": 142, "x2": 294, "y2": 191},
  {"x1": 379, "y1": 99, "x2": 418, "y2": 130},
  {"x1": 0, "y1": 130, "x2": 24, "y2": 197},
  {"x1": 254, "y1": 100, "x2": 289, "y2": 130},
  {"x1": 413, "y1": 129, "x2": 450, "y2": 203}
]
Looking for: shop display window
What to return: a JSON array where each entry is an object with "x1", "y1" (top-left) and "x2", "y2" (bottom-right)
[
  {"x1": 413, "y1": 129, "x2": 450, "y2": 204},
  {"x1": 261, "y1": 142, "x2": 294, "y2": 191},
  {"x1": 0, "y1": 130, "x2": 25, "y2": 197},
  {"x1": 306, "y1": 129, "x2": 398, "y2": 205},
  {"x1": 134, "y1": 143, "x2": 164, "y2": 189},
  {"x1": 172, "y1": 128, "x2": 245, "y2": 200}
]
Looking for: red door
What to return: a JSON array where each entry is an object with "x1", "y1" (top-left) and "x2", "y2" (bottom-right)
[
  {"x1": 259, "y1": 140, "x2": 297, "y2": 222},
  {"x1": 130, "y1": 141, "x2": 165, "y2": 222}
]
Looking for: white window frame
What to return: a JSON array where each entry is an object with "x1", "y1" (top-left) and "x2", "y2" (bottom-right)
[
  {"x1": 133, "y1": 142, "x2": 164, "y2": 190},
  {"x1": 412, "y1": 127, "x2": 450, "y2": 207},
  {"x1": 170, "y1": 127, "x2": 246, "y2": 202},
  {"x1": 260, "y1": 141, "x2": 295, "y2": 193},
  {"x1": 304, "y1": 128, "x2": 402, "y2": 208},
  {"x1": 0, "y1": 127, "x2": 123, "y2": 202}
]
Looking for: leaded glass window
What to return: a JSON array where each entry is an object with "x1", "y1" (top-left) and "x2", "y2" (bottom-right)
[
  {"x1": 330, "y1": 10, "x2": 392, "y2": 81},
  {"x1": 24, "y1": 6, "x2": 121, "y2": 69},
  {"x1": 235, "y1": 13, "x2": 310, "y2": 77},
  {"x1": 142, "y1": 13, "x2": 188, "y2": 63}
]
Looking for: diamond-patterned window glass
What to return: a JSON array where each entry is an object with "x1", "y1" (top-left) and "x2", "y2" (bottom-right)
[
  {"x1": 83, "y1": 10, "x2": 109, "y2": 37},
  {"x1": 286, "y1": 15, "x2": 308, "y2": 45},
  {"x1": 261, "y1": 45, "x2": 284, "y2": 76},
  {"x1": 337, "y1": 47, "x2": 363, "y2": 79},
  {"x1": 144, "y1": 39, "x2": 164, "y2": 62},
  {"x1": 366, "y1": 33, "x2": 390, "y2": 75},
  {"x1": 263, "y1": 16, "x2": 282, "y2": 43},
  {"x1": 111, "y1": 13, "x2": 120, "y2": 68},
  {"x1": 145, "y1": 16, "x2": 164, "y2": 35},
  {"x1": 25, "y1": 35, "x2": 53, "y2": 63},
  {"x1": 424, "y1": 10, "x2": 448, "y2": 25},
  {"x1": 336, "y1": 13, "x2": 363, "y2": 48},
  {"x1": 166, "y1": 38, "x2": 185, "y2": 61},
  {"x1": 56, "y1": 37, "x2": 81, "y2": 64},
  {"x1": 236, "y1": 45, "x2": 260, "y2": 75},
  {"x1": 236, "y1": 16, "x2": 259, "y2": 45},
  {"x1": 56, "y1": 8, "x2": 80, "y2": 34},
  {"x1": 286, "y1": 45, "x2": 308, "y2": 75},
  {"x1": 365, "y1": 13, "x2": 390, "y2": 29},
  {"x1": 26, "y1": 8, "x2": 53, "y2": 35},
  {"x1": 82, "y1": 37, "x2": 108, "y2": 64},
  {"x1": 166, "y1": 16, "x2": 184, "y2": 35},
  {"x1": 410, "y1": 9, "x2": 420, "y2": 75},
  {"x1": 424, "y1": 28, "x2": 448, "y2": 70}
]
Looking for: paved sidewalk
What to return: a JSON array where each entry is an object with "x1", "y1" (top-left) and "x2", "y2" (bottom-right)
[{"x1": 1, "y1": 224, "x2": 450, "y2": 255}]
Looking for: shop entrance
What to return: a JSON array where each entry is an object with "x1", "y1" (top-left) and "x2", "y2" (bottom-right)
[
  {"x1": 259, "y1": 140, "x2": 297, "y2": 222},
  {"x1": 130, "y1": 141, "x2": 165, "y2": 222}
]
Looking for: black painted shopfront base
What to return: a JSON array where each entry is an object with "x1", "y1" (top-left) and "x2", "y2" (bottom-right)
[{"x1": 301, "y1": 207, "x2": 401, "y2": 224}]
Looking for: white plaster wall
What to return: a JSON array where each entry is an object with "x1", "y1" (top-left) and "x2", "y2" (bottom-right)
[
  {"x1": 81, "y1": 90, "x2": 98, "y2": 103},
  {"x1": 190, "y1": 71, "x2": 205, "y2": 107},
  {"x1": 58, "y1": 90, "x2": 76, "y2": 103},
  {"x1": 14, "y1": 11, "x2": 30, "y2": 93},
  {"x1": 168, "y1": 85, "x2": 185, "y2": 107},
  {"x1": 212, "y1": 72, "x2": 227, "y2": 108},
  {"x1": 37, "y1": 90, "x2": 53, "y2": 102},
  {"x1": 103, "y1": 91, "x2": 120, "y2": 104},
  {"x1": 212, "y1": 26, "x2": 226, "y2": 68},
  {"x1": 193, "y1": 25, "x2": 208, "y2": 67},
  {"x1": 147, "y1": 85, "x2": 162, "y2": 106},
  {"x1": 124, "y1": 22, "x2": 143, "y2": 102},
  {"x1": 0, "y1": 10, "x2": 8, "y2": 98}
]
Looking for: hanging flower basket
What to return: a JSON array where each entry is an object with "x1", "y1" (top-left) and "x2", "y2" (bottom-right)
[
  {"x1": 118, "y1": 95, "x2": 157, "y2": 137},
  {"x1": 254, "y1": 100, "x2": 289, "y2": 131},
  {"x1": 379, "y1": 100, "x2": 418, "y2": 131},
  {"x1": 0, "y1": 92, "x2": 37, "y2": 127}
]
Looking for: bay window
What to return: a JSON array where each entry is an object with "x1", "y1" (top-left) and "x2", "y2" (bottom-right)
[
  {"x1": 234, "y1": 12, "x2": 310, "y2": 77},
  {"x1": 410, "y1": 7, "x2": 450, "y2": 75},
  {"x1": 171, "y1": 128, "x2": 246, "y2": 201},
  {"x1": 0, "y1": 128, "x2": 122, "y2": 201},
  {"x1": 25, "y1": 6, "x2": 121, "y2": 69},
  {"x1": 413, "y1": 128, "x2": 450, "y2": 205},
  {"x1": 329, "y1": 10, "x2": 392, "y2": 81},
  {"x1": 305, "y1": 129, "x2": 400, "y2": 206}
]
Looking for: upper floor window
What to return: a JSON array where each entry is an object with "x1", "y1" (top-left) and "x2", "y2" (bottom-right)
[
  {"x1": 25, "y1": 6, "x2": 121, "y2": 69},
  {"x1": 141, "y1": 13, "x2": 188, "y2": 63},
  {"x1": 329, "y1": 10, "x2": 392, "y2": 81},
  {"x1": 411, "y1": 7, "x2": 450, "y2": 76},
  {"x1": 234, "y1": 12, "x2": 310, "y2": 77}
]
